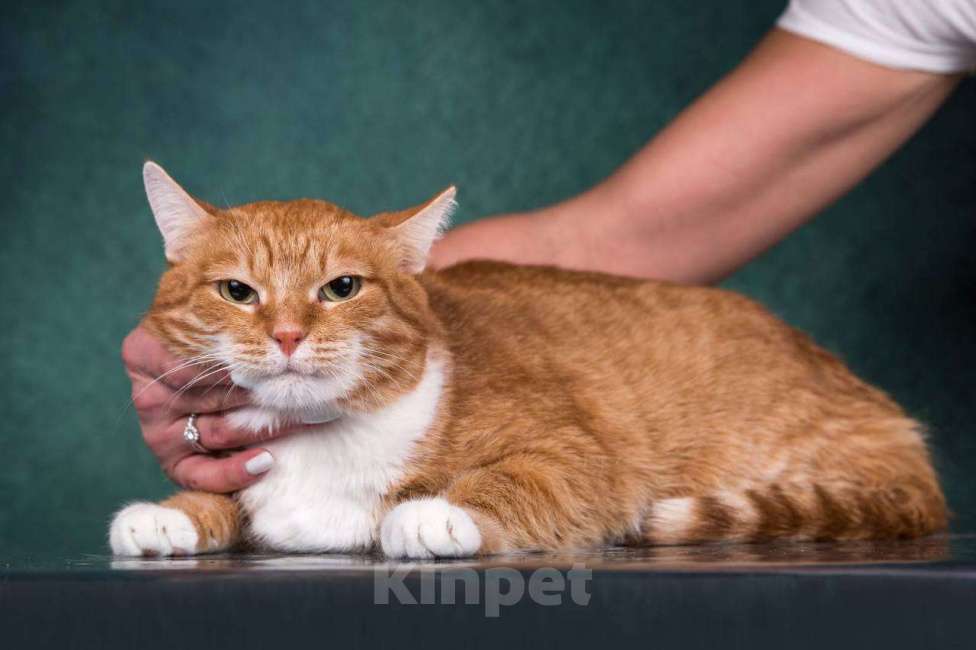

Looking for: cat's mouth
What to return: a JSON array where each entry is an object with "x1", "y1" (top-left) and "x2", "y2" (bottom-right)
[
  {"x1": 228, "y1": 353, "x2": 340, "y2": 385},
  {"x1": 279, "y1": 367, "x2": 311, "y2": 378},
  {"x1": 220, "y1": 336, "x2": 365, "y2": 413}
]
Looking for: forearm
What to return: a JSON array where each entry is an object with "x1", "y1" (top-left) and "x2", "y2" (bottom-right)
[{"x1": 432, "y1": 29, "x2": 960, "y2": 283}]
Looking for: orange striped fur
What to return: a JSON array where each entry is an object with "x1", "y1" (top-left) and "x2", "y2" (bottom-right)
[{"x1": 121, "y1": 163, "x2": 947, "y2": 556}]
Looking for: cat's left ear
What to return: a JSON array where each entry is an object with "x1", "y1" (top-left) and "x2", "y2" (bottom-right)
[
  {"x1": 375, "y1": 186, "x2": 456, "y2": 274},
  {"x1": 143, "y1": 161, "x2": 213, "y2": 262}
]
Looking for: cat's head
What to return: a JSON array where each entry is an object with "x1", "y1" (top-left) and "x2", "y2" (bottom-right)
[{"x1": 141, "y1": 161, "x2": 455, "y2": 418}]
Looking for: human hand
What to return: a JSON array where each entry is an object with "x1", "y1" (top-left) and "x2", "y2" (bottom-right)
[
  {"x1": 429, "y1": 210, "x2": 571, "y2": 271},
  {"x1": 122, "y1": 326, "x2": 300, "y2": 492}
]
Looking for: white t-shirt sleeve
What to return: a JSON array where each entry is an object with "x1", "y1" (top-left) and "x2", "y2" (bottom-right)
[{"x1": 777, "y1": 0, "x2": 976, "y2": 73}]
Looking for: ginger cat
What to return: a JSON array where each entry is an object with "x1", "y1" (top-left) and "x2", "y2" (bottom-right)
[{"x1": 109, "y1": 162, "x2": 947, "y2": 558}]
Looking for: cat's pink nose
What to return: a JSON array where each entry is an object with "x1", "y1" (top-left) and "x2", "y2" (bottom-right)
[{"x1": 273, "y1": 327, "x2": 305, "y2": 357}]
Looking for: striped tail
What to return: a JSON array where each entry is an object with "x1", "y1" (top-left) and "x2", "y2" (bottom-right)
[{"x1": 643, "y1": 479, "x2": 947, "y2": 545}]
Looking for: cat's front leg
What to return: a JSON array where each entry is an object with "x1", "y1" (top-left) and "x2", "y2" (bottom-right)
[
  {"x1": 109, "y1": 491, "x2": 240, "y2": 556},
  {"x1": 380, "y1": 455, "x2": 599, "y2": 559}
]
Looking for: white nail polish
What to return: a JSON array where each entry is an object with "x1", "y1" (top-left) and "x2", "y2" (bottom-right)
[{"x1": 245, "y1": 451, "x2": 274, "y2": 475}]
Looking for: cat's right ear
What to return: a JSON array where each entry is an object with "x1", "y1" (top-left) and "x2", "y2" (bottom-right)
[
  {"x1": 143, "y1": 161, "x2": 212, "y2": 262},
  {"x1": 373, "y1": 186, "x2": 457, "y2": 274}
]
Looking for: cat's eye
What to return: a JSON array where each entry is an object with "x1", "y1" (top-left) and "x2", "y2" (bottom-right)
[
  {"x1": 218, "y1": 280, "x2": 258, "y2": 305},
  {"x1": 319, "y1": 276, "x2": 361, "y2": 302}
]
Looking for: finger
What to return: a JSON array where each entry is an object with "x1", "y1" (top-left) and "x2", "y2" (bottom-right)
[
  {"x1": 166, "y1": 385, "x2": 252, "y2": 414},
  {"x1": 123, "y1": 326, "x2": 234, "y2": 390},
  {"x1": 122, "y1": 326, "x2": 169, "y2": 376},
  {"x1": 168, "y1": 448, "x2": 275, "y2": 493},
  {"x1": 190, "y1": 413, "x2": 315, "y2": 451},
  {"x1": 155, "y1": 363, "x2": 234, "y2": 392},
  {"x1": 132, "y1": 380, "x2": 250, "y2": 417}
]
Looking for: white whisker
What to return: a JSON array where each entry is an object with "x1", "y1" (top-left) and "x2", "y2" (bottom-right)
[{"x1": 128, "y1": 353, "x2": 225, "y2": 406}]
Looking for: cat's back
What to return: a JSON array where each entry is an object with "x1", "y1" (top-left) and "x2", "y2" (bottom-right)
[
  {"x1": 421, "y1": 260, "x2": 774, "y2": 344},
  {"x1": 419, "y1": 261, "x2": 879, "y2": 410},
  {"x1": 425, "y1": 260, "x2": 663, "y2": 316}
]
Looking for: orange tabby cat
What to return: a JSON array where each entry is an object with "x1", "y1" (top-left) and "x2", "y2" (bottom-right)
[{"x1": 109, "y1": 162, "x2": 947, "y2": 558}]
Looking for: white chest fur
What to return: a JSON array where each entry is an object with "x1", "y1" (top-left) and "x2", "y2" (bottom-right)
[{"x1": 228, "y1": 356, "x2": 445, "y2": 552}]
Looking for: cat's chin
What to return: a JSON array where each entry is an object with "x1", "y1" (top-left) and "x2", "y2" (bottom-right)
[{"x1": 234, "y1": 371, "x2": 352, "y2": 416}]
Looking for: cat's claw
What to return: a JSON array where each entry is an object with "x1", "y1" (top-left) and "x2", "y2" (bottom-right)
[
  {"x1": 380, "y1": 497, "x2": 481, "y2": 559},
  {"x1": 109, "y1": 503, "x2": 199, "y2": 557}
]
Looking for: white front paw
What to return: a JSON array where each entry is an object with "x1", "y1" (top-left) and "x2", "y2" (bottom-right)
[
  {"x1": 380, "y1": 497, "x2": 481, "y2": 559},
  {"x1": 109, "y1": 503, "x2": 199, "y2": 557}
]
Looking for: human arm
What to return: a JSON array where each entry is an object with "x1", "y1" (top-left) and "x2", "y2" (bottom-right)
[{"x1": 430, "y1": 29, "x2": 962, "y2": 284}]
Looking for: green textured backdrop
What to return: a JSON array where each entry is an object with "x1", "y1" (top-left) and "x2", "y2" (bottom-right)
[{"x1": 1, "y1": 0, "x2": 973, "y2": 558}]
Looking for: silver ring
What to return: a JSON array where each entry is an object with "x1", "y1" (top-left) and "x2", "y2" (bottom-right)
[{"x1": 183, "y1": 414, "x2": 209, "y2": 454}]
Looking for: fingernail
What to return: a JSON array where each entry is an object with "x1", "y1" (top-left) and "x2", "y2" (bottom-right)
[{"x1": 245, "y1": 451, "x2": 274, "y2": 476}]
